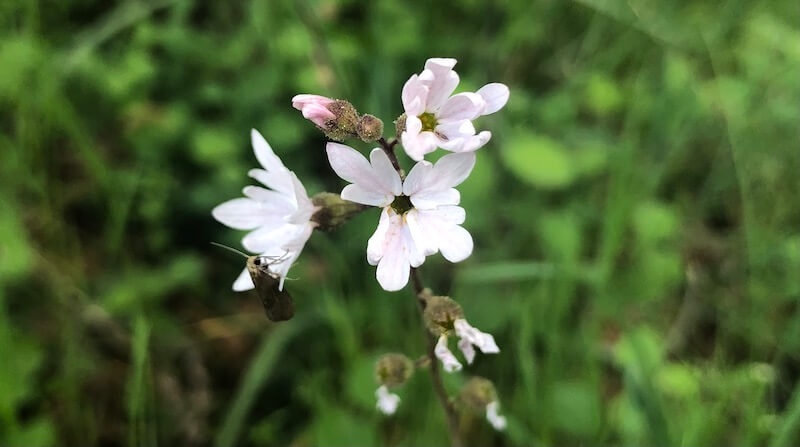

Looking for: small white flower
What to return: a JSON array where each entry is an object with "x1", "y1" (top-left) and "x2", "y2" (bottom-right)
[
  {"x1": 486, "y1": 401, "x2": 507, "y2": 431},
  {"x1": 212, "y1": 129, "x2": 318, "y2": 291},
  {"x1": 401, "y1": 58, "x2": 509, "y2": 161},
  {"x1": 375, "y1": 385, "x2": 401, "y2": 415},
  {"x1": 435, "y1": 335, "x2": 463, "y2": 373},
  {"x1": 326, "y1": 142, "x2": 475, "y2": 291},
  {"x1": 433, "y1": 319, "x2": 500, "y2": 372},
  {"x1": 454, "y1": 318, "x2": 500, "y2": 364}
]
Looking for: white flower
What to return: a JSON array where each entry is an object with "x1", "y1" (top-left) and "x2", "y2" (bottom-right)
[
  {"x1": 326, "y1": 142, "x2": 475, "y2": 291},
  {"x1": 375, "y1": 385, "x2": 401, "y2": 415},
  {"x1": 486, "y1": 401, "x2": 507, "y2": 431},
  {"x1": 401, "y1": 58, "x2": 510, "y2": 161},
  {"x1": 433, "y1": 319, "x2": 500, "y2": 372},
  {"x1": 212, "y1": 129, "x2": 317, "y2": 291}
]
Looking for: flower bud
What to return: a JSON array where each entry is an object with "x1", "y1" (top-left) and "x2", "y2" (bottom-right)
[
  {"x1": 459, "y1": 376, "x2": 498, "y2": 412},
  {"x1": 310, "y1": 192, "x2": 367, "y2": 230},
  {"x1": 375, "y1": 353, "x2": 414, "y2": 387},
  {"x1": 323, "y1": 99, "x2": 360, "y2": 141},
  {"x1": 422, "y1": 294, "x2": 464, "y2": 337},
  {"x1": 356, "y1": 114, "x2": 384, "y2": 142},
  {"x1": 394, "y1": 113, "x2": 407, "y2": 136}
]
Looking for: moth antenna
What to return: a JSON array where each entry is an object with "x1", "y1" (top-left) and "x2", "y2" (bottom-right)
[{"x1": 210, "y1": 242, "x2": 249, "y2": 259}]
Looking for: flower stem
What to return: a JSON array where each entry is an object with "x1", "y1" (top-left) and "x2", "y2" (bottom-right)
[
  {"x1": 410, "y1": 268, "x2": 463, "y2": 447},
  {"x1": 377, "y1": 137, "x2": 402, "y2": 174}
]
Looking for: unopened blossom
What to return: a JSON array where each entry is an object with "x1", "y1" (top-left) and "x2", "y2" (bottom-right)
[
  {"x1": 375, "y1": 385, "x2": 401, "y2": 415},
  {"x1": 212, "y1": 129, "x2": 317, "y2": 291},
  {"x1": 291, "y1": 94, "x2": 336, "y2": 128},
  {"x1": 434, "y1": 318, "x2": 499, "y2": 372},
  {"x1": 486, "y1": 401, "x2": 507, "y2": 430},
  {"x1": 326, "y1": 143, "x2": 475, "y2": 291},
  {"x1": 400, "y1": 58, "x2": 509, "y2": 161}
]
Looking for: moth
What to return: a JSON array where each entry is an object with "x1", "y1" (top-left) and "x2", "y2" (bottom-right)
[{"x1": 212, "y1": 243, "x2": 295, "y2": 322}]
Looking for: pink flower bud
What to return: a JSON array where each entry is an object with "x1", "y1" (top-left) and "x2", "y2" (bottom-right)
[{"x1": 291, "y1": 94, "x2": 336, "y2": 128}]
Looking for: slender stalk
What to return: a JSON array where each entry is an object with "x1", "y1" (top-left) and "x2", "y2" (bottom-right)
[{"x1": 377, "y1": 135, "x2": 462, "y2": 446}]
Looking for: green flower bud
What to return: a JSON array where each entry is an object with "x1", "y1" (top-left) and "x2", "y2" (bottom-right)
[
  {"x1": 311, "y1": 192, "x2": 367, "y2": 231},
  {"x1": 356, "y1": 114, "x2": 384, "y2": 142},
  {"x1": 422, "y1": 294, "x2": 464, "y2": 337},
  {"x1": 394, "y1": 113, "x2": 407, "y2": 137},
  {"x1": 323, "y1": 99, "x2": 360, "y2": 141},
  {"x1": 375, "y1": 353, "x2": 414, "y2": 387},
  {"x1": 459, "y1": 376, "x2": 498, "y2": 412}
]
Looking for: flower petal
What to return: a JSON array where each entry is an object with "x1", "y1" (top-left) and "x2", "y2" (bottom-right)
[
  {"x1": 455, "y1": 319, "x2": 500, "y2": 354},
  {"x1": 422, "y1": 58, "x2": 460, "y2": 112},
  {"x1": 232, "y1": 267, "x2": 254, "y2": 291},
  {"x1": 375, "y1": 211, "x2": 411, "y2": 291},
  {"x1": 241, "y1": 222, "x2": 300, "y2": 254},
  {"x1": 486, "y1": 401, "x2": 507, "y2": 431},
  {"x1": 369, "y1": 148, "x2": 403, "y2": 196},
  {"x1": 401, "y1": 116, "x2": 439, "y2": 161},
  {"x1": 404, "y1": 152, "x2": 475, "y2": 206},
  {"x1": 458, "y1": 337, "x2": 476, "y2": 364},
  {"x1": 251, "y1": 129, "x2": 286, "y2": 174},
  {"x1": 326, "y1": 143, "x2": 401, "y2": 201},
  {"x1": 412, "y1": 208, "x2": 473, "y2": 262},
  {"x1": 437, "y1": 93, "x2": 485, "y2": 122},
  {"x1": 401, "y1": 74, "x2": 428, "y2": 116},
  {"x1": 476, "y1": 83, "x2": 509, "y2": 115},
  {"x1": 291, "y1": 94, "x2": 334, "y2": 110},
  {"x1": 434, "y1": 335, "x2": 463, "y2": 373},
  {"x1": 212, "y1": 198, "x2": 277, "y2": 230},
  {"x1": 301, "y1": 103, "x2": 335, "y2": 128},
  {"x1": 342, "y1": 184, "x2": 394, "y2": 208},
  {"x1": 367, "y1": 208, "x2": 392, "y2": 265},
  {"x1": 375, "y1": 385, "x2": 401, "y2": 415}
]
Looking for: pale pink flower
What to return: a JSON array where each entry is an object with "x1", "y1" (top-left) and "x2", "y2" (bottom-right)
[
  {"x1": 291, "y1": 94, "x2": 336, "y2": 128},
  {"x1": 433, "y1": 318, "x2": 500, "y2": 372},
  {"x1": 400, "y1": 58, "x2": 509, "y2": 161}
]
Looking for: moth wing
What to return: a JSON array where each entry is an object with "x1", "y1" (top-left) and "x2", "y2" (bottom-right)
[{"x1": 250, "y1": 269, "x2": 295, "y2": 322}]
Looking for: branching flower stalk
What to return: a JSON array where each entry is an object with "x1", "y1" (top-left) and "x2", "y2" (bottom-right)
[{"x1": 212, "y1": 57, "x2": 510, "y2": 446}]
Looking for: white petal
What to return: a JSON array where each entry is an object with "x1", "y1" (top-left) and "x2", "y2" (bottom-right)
[
  {"x1": 247, "y1": 168, "x2": 295, "y2": 197},
  {"x1": 375, "y1": 385, "x2": 401, "y2": 415},
  {"x1": 402, "y1": 160, "x2": 434, "y2": 197},
  {"x1": 251, "y1": 129, "x2": 286, "y2": 174},
  {"x1": 404, "y1": 152, "x2": 475, "y2": 206},
  {"x1": 434, "y1": 335, "x2": 463, "y2": 373},
  {"x1": 413, "y1": 208, "x2": 473, "y2": 262},
  {"x1": 486, "y1": 401, "x2": 507, "y2": 431},
  {"x1": 212, "y1": 198, "x2": 277, "y2": 230},
  {"x1": 422, "y1": 58, "x2": 460, "y2": 112},
  {"x1": 367, "y1": 208, "x2": 392, "y2": 265},
  {"x1": 369, "y1": 148, "x2": 403, "y2": 196},
  {"x1": 401, "y1": 117, "x2": 439, "y2": 162},
  {"x1": 458, "y1": 337, "x2": 476, "y2": 364},
  {"x1": 436, "y1": 93, "x2": 485, "y2": 122},
  {"x1": 242, "y1": 186, "x2": 294, "y2": 210},
  {"x1": 455, "y1": 319, "x2": 500, "y2": 354},
  {"x1": 476, "y1": 83, "x2": 510, "y2": 115},
  {"x1": 409, "y1": 189, "x2": 461, "y2": 209},
  {"x1": 241, "y1": 222, "x2": 299, "y2": 254},
  {"x1": 232, "y1": 267, "x2": 254, "y2": 291},
  {"x1": 342, "y1": 184, "x2": 394, "y2": 208},
  {"x1": 432, "y1": 151, "x2": 476, "y2": 188},
  {"x1": 458, "y1": 131, "x2": 492, "y2": 153},
  {"x1": 374, "y1": 211, "x2": 411, "y2": 291},
  {"x1": 404, "y1": 209, "x2": 437, "y2": 257},
  {"x1": 402, "y1": 217, "x2": 425, "y2": 268},
  {"x1": 401, "y1": 74, "x2": 428, "y2": 116},
  {"x1": 326, "y1": 143, "x2": 400, "y2": 200},
  {"x1": 287, "y1": 172, "x2": 315, "y2": 224}
]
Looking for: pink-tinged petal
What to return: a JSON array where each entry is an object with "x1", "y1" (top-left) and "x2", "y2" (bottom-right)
[
  {"x1": 326, "y1": 143, "x2": 400, "y2": 198},
  {"x1": 405, "y1": 209, "x2": 437, "y2": 257},
  {"x1": 401, "y1": 74, "x2": 428, "y2": 116},
  {"x1": 436, "y1": 92, "x2": 486, "y2": 122},
  {"x1": 402, "y1": 160, "x2": 433, "y2": 197},
  {"x1": 241, "y1": 222, "x2": 300, "y2": 254},
  {"x1": 434, "y1": 335, "x2": 463, "y2": 373},
  {"x1": 212, "y1": 198, "x2": 275, "y2": 230},
  {"x1": 369, "y1": 148, "x2": 403, "y2": 196},
  {"x1": 436, "y1": 119, "x2": 476, "y2": 141},
  {"x1": 438, "y1": 224, "x2": 473, "y2": 262},
  {"x1": 301, "y1": 103, "x2": 335, "y2": 128},
  {"x1": 458, "y1": 337, "x2": 476, "y2": 364},
  {"x1": 455, "y1": 319, "x2": 499, "y2": 354},
  {"x1": 459, "y1": 131, "x2": 492, "y2": 153},
  {"x1": 409, "y1": 189, "x2": 460, "y2": 209},
  {"x1": 476, "y1": 83, "x2": 509, "y2": 115},
  {"x1": 423, "y1": 58, "x2": 460, "y2": 112},
  {"x1": 367, "y1": 208, "x2": 392, "y2": 265},
  {"x1": 404, "y1": 152, "x2": 476, "y2": 205},
  {"x1": 486, "y1": 402, "x2": 507, "y2": 431},
  {"x1": 291, "y1": 94, "x2": 334, "y2": 110},
  {"x1": 402, "y1": 218, "x2": 425, "y2": 268},
  {"x1": 232, "y1": 267, "x2": 255, "y2": 291},
  {"x1": 431, "y1": 152, "x2": 476, "y2": 187},
  {"x1": 375, "y1": 241, "x2": 410, "y2": 292},
  {"x1": 251, "y1": 129, "x2": 286, "y2": 173},
  {"x1": 342, "y1": 184, "x2": 394, "y2": 207},
  {"x1": 401, "y1": 130, "x2": 439, "y2": 162}
]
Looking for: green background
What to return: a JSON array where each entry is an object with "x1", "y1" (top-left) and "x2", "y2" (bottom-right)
[{"x1": 1, "y1": 0, "x2": 799, "y2": 445}]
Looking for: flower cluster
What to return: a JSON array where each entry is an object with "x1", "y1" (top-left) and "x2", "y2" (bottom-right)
[{"x1": 212, "y1": 57, "x2": 510, "y2": 433}]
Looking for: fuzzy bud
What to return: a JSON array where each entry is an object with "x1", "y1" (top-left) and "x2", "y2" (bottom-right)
[
  {"x1": 459, "y1": 377, "x2": 498, "y2": 412},
  {"x1": 311, "y1": 192, "x2": 367, "y2": 231},
  {"x1": 394, "y1": 113, "x2": 407, "y2": 136},
  {"x1": 356, "y1": 114, "x2": 384, "y2": 142},
  {"x1": 323, "y1": 99, "x2": 360, "y2": 141},
  {"x1": 375, "y1": 353, "x2": 414, "y2": 387},
  {"x1": 422, "y1": 294, "x2": 464, "y2": 337}
]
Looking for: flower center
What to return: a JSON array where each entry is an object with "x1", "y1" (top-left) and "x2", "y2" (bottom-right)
[
  {"x1": 390, "y1": 195, "x2": 413, "y2": 215},
  {"x1": 418, "y1": 112, "x2": 437, "y2": 132}
]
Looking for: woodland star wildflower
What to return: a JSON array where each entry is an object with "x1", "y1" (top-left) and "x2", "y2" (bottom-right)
[
  {"x1": 401, "y1": 58, "x2": 510, "y2": 161},
  {"x1": 212, "y1": 129, "x2": 317, "y2": 291},
  {"x1": 434, "y1": 318, "x2": 500, "y2": 373},
  {"x1": 326, "y1": 143, "x2": 475, "y2": 291},
  {"x1": 291, "y1": 94, "x2": 336, "y2": 128}
]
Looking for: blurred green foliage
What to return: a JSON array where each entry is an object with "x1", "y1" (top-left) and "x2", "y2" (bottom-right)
[{"x1": 1, "y1": 0, "x2": 799, "y2": 445}]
